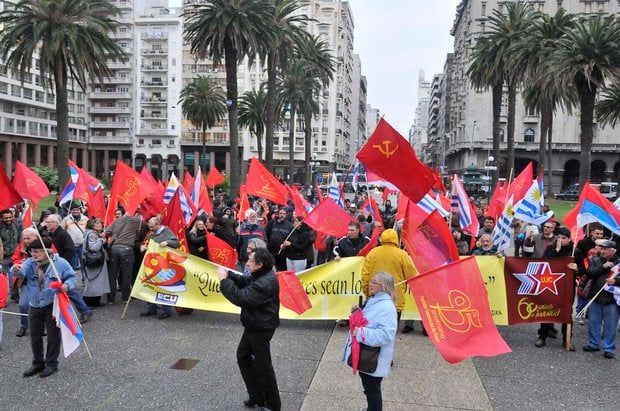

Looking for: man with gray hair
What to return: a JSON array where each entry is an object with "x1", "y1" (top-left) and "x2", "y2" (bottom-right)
[{"x1": 10, "y1": 227, "x2": 39, "y2": 337}]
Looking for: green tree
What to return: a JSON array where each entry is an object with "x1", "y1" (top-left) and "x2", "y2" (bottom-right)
[
  {"x1": 546, "y1": 14, "x2": 620, "y2": 186},
  {"x1": 179, "y1": 75, "x2": 227, "y2": 172},
  {"x1": 277, "y1": 60, "x2": 319, "y2": 183},
  {"x1": 239, "y1": 84, "x2": 268, "y2": 162},
  {"x1": 184, "y1": 0, "x2": 276, "y2": 196},
  {"x1": 0, "y1": 0, "x2": 125, "y2": 186},
  {"x1": 596, "y1": 86, "x2": 620, "y2": 128},
  {"x1": 294, "y1": 35, "x2": 335, "y2": 187},
  {"x1": 263, "y1": 0, "x2": 308, "y2": 173}
]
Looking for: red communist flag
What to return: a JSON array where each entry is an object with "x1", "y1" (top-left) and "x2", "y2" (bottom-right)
[
  {"x1": 139, "y1": 167, "x2": 166, "y2": 219},
  {"x1": 182, "y1": 170, "x2": 195, "y2": 193},
  {"x1": 161, "y1": 188, "x2": 189, "y2": 253},
  {"x1": 401, "y1": 201, "x2": 459, "y2": 274},
  {"x1": 106, "y1": 162, "x2": 151, "y2": 223},
  {"x1": 0, "y1": 162, "x2": 24, "y2": 210},
  {"x1": 205, "y1": 165, "x2": 224, "y2": 188},
  {"x1": 88, "y1": 187, "x2": 106, "y2": 220},
  {"x1": 245, "y1": 157, "x2": 288, "y2": 205},
  {"x1": 303, "y1": 198, "x2": 355, "y2": 237},
  {"x1": 237, "y1": 184, "x2": 250, "y2": 224},
  {"x1": 206, "y1": 232, "x2": 238, "y2": 269},
  {"x1": 276, "y1": 270, "x2": 312, "y2": 315},
  {"x1": 73, "y1": 167, "x2": 93, "y2": 204},
  {"x1": 13, "y1": 161, "x2": 50, "y2": 204},
  {"x1": 196, "y1": 171, "x2": 213, "y2": 215},
  {"x1": 408, "y1": 256, "x2": 511, "y2": 364},
  {"x1": 487, "y1": 180, "x2": 507, "y2": 220},
  {"x1": 357, "y1": 118, "x2": 435, "y2": 202},
  {"x1": 507, "y1": 161, "x2": 533, "y2": 204}
]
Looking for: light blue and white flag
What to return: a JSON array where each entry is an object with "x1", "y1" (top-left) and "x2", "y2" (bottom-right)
[
  {"x1": 492, "y1": 194, "x2": 514, "y2": 252},
  {"x1": 328, "y1": 172, "x2": 344, "y2": 208},
  {"x1": 512, "y1": 180, "x2": 554, "y2": 225}
]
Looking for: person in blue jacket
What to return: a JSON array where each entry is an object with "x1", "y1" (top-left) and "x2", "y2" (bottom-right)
[
  {"x1": 16, "y1": 238, "x2": 77, "y2": 378},
  {"x1": 343, "y1": 271, "x2": 397, "y2": 411}
]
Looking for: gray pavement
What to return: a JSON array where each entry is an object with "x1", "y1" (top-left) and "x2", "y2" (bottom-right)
[{"x1": 1, "y1": 299, "x2": 619, "y2": 410}]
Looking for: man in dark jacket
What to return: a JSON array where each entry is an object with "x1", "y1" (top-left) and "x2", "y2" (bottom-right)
[
  {"x1": 216, "y1": 248, "x2": 281, "y2": 411},
  {"x1": 583, "y1": 240, "x2": 620, "y2": 359},
  {"x1": 265, "y1": 208, "x2": 293, "y2": 271},
  {"x1": 333, "y1": 221, "x2": 369, "y2": 260}
]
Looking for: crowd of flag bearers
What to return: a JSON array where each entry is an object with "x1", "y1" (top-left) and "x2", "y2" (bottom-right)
[{"x1": 0, "y1": 117, "x2": 619, "y2": 410}]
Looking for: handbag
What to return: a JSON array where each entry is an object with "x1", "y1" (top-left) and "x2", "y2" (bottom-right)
[
  {"x1": 83, "y1": 232, "x2": 105, "y2": 268},
  {"x1": 347, "y1": 342, "x2": 380, "y2": 374}
]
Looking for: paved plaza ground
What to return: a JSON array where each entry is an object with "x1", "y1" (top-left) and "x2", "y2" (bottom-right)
[{"x1": 0, "y1": 298, "x2": 619, "y2": 410}]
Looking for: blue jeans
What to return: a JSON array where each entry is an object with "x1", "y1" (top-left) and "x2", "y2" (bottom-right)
[{"x1": 587, "y1": 301, "x2": 620, "y2": 353}]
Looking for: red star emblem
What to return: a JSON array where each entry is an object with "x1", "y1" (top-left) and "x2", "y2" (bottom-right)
[{"x1": 513, "y1": 262, "x2": 565, "y2": 296}]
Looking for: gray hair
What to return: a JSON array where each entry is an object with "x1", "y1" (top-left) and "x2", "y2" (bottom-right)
[
  {"x1": 47, "y1": 214, "x2": 62, "y2": 224},
  {"x1": 245, "y1": 208, "x2": 257, "y2": 219},
  {"x1": 22, "y1": 227, "x2": 38, "y2": 236},
  {"x1": 372, "y1": 272, "x2": 396, "y2": 302},
  {"x1": 248, "y1": 238, "x2": 267, "y2": 250}
]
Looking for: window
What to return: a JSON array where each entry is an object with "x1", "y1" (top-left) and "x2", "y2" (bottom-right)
[
  {"x1": 524, "y1": 128, "x2": 535, "y2": 143},
  {"x1": 481, "y1": 2, "x2": 486, "y2": 16}
]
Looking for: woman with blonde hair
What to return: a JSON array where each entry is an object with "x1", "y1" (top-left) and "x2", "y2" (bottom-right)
[{"x1": 343, "y1": 271, "x2": 397, "y2": 411}]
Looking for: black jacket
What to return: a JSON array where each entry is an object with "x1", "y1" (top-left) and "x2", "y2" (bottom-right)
[
  {"x1": 265, "y1": 218, "x2": 293, "y2": 254},
  {"x1": 284, "y1": 225, "x2": 313, "y2": 261},
  {"x1": 586, "y1": 255, "x2": 620, "y2": 305},
  {"x1": 187, "y1": 228, "x2": 208, "y2": 259},
  {"x1": 46, "y1": 226, "x2": 76, "y2": 264},
  {"x1": 333, "y1": 234, "x2": 370, "y2": 258},
  {"x1": 220, "y1": 265, "x2": 280, "y2": 330}
]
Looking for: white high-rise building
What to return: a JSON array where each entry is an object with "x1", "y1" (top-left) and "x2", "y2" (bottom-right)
[{"x1": 411, "y1": 71, "x2": 431, "y2": 159}]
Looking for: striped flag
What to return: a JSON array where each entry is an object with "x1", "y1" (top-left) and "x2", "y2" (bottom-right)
[
  {"x1": 491, "y1": 195, "x2": 514, "y2": 252},
  {"x1": 58, "y1": 162, "x2": 80, "y2": 205},
  {"x1": 328, "y1": 172, "x2": 344, "y2": 208},
  {"x1": 163, "y1": 173, "x2": 180, "y2": 204},
  {"x1": 512, "y1": 180, "x2": 554, "y2": 225},
  {"x1": 451, "y1": 175, "x2": 479, "y2": 236},
  {"x1": 419, "y1": 193, "x2": 449, "y2": 218},
  {"x1": 52, "y1": 292, "x2": 83, "y2": 357}
]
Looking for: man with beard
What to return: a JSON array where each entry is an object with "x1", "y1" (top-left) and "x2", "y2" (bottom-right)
[{"x1": 265, "y1": 208, "x2": 293, "y2": 271}]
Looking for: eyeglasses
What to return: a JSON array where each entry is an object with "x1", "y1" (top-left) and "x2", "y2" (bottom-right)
[
  {"x1": 247, "y1": 247, "x2": 256, "y2": 252},
  {"x1": 544, "y1": 225, "x2": 554, "y2": 229}
]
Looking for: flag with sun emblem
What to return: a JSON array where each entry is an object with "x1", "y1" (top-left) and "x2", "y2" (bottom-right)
[
  {"x1": 512, "y1": 180, "x2": 554, "y2": 225},
  {"x1": 492, "y1": 194, "x2": 515, "y2": 252}
]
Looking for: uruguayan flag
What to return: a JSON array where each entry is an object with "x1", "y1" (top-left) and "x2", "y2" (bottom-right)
[
  {"x1": 492, "y1": 194, "x2": 514, "y2": 252},
  {"x1": 163, "y1": 173, "x2": 180, "y2": 204},
  {"x1": 418, "y1": 193, "x2": 449, "y2": 218},
  {"x1": 328, "y1": 172, "x2": 344, "y2": 208},
  {"x1": 512, "y1": 180, "x2": 554, "y2": 225}
]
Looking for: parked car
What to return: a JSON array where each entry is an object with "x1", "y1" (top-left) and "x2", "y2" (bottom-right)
[{"x1": 555, "y1": 184, "x2": 580, "y2": 201}]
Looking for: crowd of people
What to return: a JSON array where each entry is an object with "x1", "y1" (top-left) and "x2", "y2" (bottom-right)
[{"x1": 1, "y1": 186, "x2": 619, "y2": 410}]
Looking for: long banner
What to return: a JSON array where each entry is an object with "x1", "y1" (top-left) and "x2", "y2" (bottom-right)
[{"x1": 131, "y1": 242, "x2": 574, "y2": 324}]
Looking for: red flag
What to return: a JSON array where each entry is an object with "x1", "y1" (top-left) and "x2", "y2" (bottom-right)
[
  {"x1": 507, "y1": 162, "x2": 533, "y2": 203},
  {"x1": 381, "y1": 187, "x2": 394, "y2": 204},
  {"x1": 394, "y1": 192, "x2": 408, "y2": 222},
  {"x1": 432, "y1": 167, "x2": 447, "y2": 194},
  {"x1": 487, "y1": 181, "x2": 507, "y2": 220},
  {"x1": 161, "y1": 188, "x2": 189, "y2": 253},
  {"x1": 182, "y1": 170, "x2": 195, "y2": 193},
  {"x1": 73, "y1": 168, "x2": 93, "y2": 204},
  {"x1": 315, "y1": 182, "x2": 323, "y2": 202},
  {"x1": 245, "y1": 157, "x2": 288, "y2": 205},
  {"x1": 357, "y1": 118, "x2": 435, "y2": 202},
  {"x1": 87, "y1": 187, "x2": 106, "y2": 220},
  {"x1": 139, "y1": 167, "x2": 166, "y2": 219},
  {"x1": 106, "y1": 162, "x2": 151, "y2": 223},
  {"x1": 285, "y1": 184, "x2": 312, "y2": 218},
  {"x1": 22, "y1": 200, "x2": 33, "y2": 228},
  {"x1": 237, "y1": 184, "x2": 250, "y2": 224},
  {"x1": 408, "y1": 256, "x2": 511, "y2": 363},
  {"x1": 276, "y1": 270, "x2": 313, "y2": 315},
  {"x1": 303, "y1": 198, "x2": 355, "y2": 237},
  {"x1": 0, "y1": 163, "x2": 24, "y2": 210},
  {"x1": 13, "y1": 161, "x2": 50, "y2": 204},
  {"x1": 205, "y1": 165, "x2": 224, "y2": 188},
  {"x1": 401, "y1": 201, "x2": 459, "y2": 274},
  {"x1": 206, "y1": 232, "x2": 238, "y2": 269},
  {"x1": 348, "y1": 308, "x2": 369, "y2": 374},
  {"x1": 196, "y1": 171, "x2": 213, "y2": 215}
]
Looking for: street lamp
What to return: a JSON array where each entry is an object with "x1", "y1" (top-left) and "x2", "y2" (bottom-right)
[
  {"x1": 309, "y1": 153, "x2": 319, "y2": 201},
  {"x1": 484, "y1": 155, "x2": 497, "y2": 195}
]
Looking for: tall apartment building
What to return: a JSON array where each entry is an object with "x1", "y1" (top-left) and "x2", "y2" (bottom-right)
[
  {"x1": 411, "y1": 71, "x2": 431, "y2": 158},
  {"x1": 439, "y1": 0, "x2": 620, "y2": 192}
]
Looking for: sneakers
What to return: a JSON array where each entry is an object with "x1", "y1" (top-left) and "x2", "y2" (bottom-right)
[
  {"x1": 79, "y1": 311, "x2": 93, "y2": 324},
  {"x1": 535, "y1": 338, "x2": 546, "y2": 348},
  {"x1": 604, "y1": 352, "x2": 616, "y2": 359},
  {"x1": 583, "y1": 345, "x2": 601, "y2": 352}
]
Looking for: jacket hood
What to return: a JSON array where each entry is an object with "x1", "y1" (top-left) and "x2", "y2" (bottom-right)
[{"x1": 380, "y1": 229, "x2": 399, "y2": 246}]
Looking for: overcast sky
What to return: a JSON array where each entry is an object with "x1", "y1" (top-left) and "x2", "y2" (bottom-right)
[
  {"x1": 170, "y1": 0, "x2": 462, "y2": 136},
  {"x1": 349, "y1": 0, "x2": 462, "y2": 136}
]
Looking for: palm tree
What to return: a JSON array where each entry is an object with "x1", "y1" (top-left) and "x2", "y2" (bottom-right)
[
  {"x1": 294, "y1": 35, "x2": 335, "y2": 187},
  {"x1": 596, "y1": 86, "x2": 620, "y2": 128},
  {"x1": 546, "y1": 14, "x2": 620, "y2": 186},
  {"x1": 239, "y1": 84, "x2": 268, "y2": 162},
  {"x1": 483, "y1": 1, "x2": 535, "y2": 178},
  {"x1": 0, "y1": 0, "x2": 125, "y2": 186},
  {"x1": 277, "y1": 60, "x2": 319, "y2": 184},
  {"x1": 515, "y1": 9, "x2": 574, "y2": 195},
  {"x1": 263, "y1": 0, "x2": 308, "y2": 173},
  {"x1": 179, "y1": 75, "x2": 227, "y2": 172},
  {"x1": 184, "y1": 0, "x2": 276, "y2": 197}
]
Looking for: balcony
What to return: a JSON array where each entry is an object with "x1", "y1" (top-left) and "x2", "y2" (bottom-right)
[
  {"x1": 141, "y1": 80, "x2": 167, "y2": 87},
  {"x1": 140, "y1": 48, "x2": 168, "y2": 55},
  {"x1": 102, "y1": 76, "x2": 132, "y2": 84},
  {"x1": 141, "y1": 32, "x2": 168, "y2": 40},
  {"x1": 89, "y1": 91, "x2": 131, "y2": 99},
  {"x1": 523, "y1": 115, "x2": 539, "y2": 123},
  {"x1": 141, "y1": 64, "x2": 168, "y2": 71},
  {"x1": 140, "y1": 97, "x2": 167, "y2": 105},
  {"x1": 138, "y1": 128, "x2": 169, "y2": 135},
  {"x1": 140, "y1": 113, "x2": 167, "y2": 120},
  {"x1": 89, "y1": 106, "x2": 131, "y2": 114},
  {"x1": 106, "y1": 61, "x2": 132, "y2": 69},
  {"x1": 90, "y1": 121, "x2": 131, "y2": 128},
  {"x1": 109, "y1": 31, "x2": 133, "y2": 40},
  {"x1": 89, "y1": 135, "x2": 132, "y2": 145}
]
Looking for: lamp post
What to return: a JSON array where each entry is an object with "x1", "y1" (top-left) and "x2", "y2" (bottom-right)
[
  {"x1": 309, "y1": 153, "x2": 319, "y2": 202},
  {"x1": 484, "y1": 155, "x2": 497, "y2": 196}
]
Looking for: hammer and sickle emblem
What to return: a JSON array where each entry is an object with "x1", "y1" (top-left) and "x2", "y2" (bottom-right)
[
  {"x1": 118, "y1": 177, "x2": 140, "y2": 204},
  {"x1": 25, "y1": 177, "x2": 36, "y2": 188},
  {"x1": 429, "y1": 290, "x2": 482, "y2": 333},
  {"x1": 372, "y1": 140, "x2": 398, "y2": 158}
]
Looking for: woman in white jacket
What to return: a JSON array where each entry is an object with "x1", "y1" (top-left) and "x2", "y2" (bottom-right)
[{"x1": 343, "y1": 271, "x2": 397, "y2": 411}]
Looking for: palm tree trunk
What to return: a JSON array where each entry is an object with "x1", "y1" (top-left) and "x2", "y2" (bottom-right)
[
  {"x1": 547, "y1": 113, "x2": 553, "y2": 195},
  {"x1": 578, "y1": 85, "x2": 596, "y2": 187},
  {"x1": 54, "y1": 60, "x2": 70, "y2": 189},
  {"x1": 288, "y1": 105, "x2": 296, "y2": 184},
  {"x1": 538, "y1": 97, "x2": 550, "y2": 175},
  {"x1": 304, "y1": 107, "x2": 313, "y2": 187},
  {"x1": 256, "y1": 131, "x2": 263, "y2": 163},
  {"x1": 506, "y1": 81, "x2": 516, "y2": 177},
  {"x1": 491, "y1": 82, "x2": 502, "y2": 189},
  {"x1": 225, "y1": 42, "x2": 240, "y2": 197},
  {"x1": 202, "y1": 124, "x2": 207, "y2": 173},
  {"x1": 265, "y1": 51, "x2": 277, "y2": 172}
]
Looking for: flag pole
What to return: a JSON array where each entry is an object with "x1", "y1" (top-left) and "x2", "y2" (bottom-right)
[
  {"x1": 120, "y1": 296, "x2": 132, "y2": 320},
  {"x1": 495, "y1": 168, "x2": 515, "y2": 252},
  {"x1": 32, "y1": 224, "x2": 93, "y2": 359}
]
